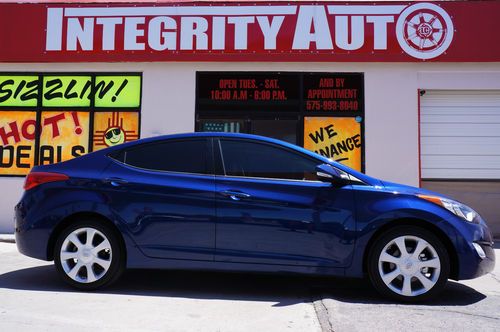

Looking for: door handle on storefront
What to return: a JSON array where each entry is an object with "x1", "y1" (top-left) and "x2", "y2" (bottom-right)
[{"x1": 219, "y1": 190, "x2": 251, "y2": 201}]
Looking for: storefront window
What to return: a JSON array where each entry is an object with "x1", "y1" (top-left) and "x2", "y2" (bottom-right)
[
  {"x1": 0, "y1": 73, "x2": 142, "y2": 176},
  {"x1": 195, "y1": 72, "x2": 365, "y2": 172}
]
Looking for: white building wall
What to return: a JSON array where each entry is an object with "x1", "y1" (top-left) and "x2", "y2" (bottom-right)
[{"x1": 1, "y1": 62, "x2": 500, "y2": 233}]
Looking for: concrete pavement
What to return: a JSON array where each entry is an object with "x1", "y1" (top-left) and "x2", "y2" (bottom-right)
[
  {"x1": 0, "y1": 240, "x2": 498, "y2": 332},
  {"x1": 0, "y1": 241, "x2": 320, "y2": 332},
  {"x1": 313, "y1": 264, "x2": 500, "y2": 332}
]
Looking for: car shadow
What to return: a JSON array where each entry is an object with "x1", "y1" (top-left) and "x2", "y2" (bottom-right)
[
  {"x1": 0, "y1": 265, "x2": 487, "y2": 307},
  {"x1": 310, "y1": 278, "x2": 487, "y2": 306}
]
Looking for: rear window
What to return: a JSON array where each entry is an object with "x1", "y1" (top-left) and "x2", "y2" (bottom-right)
[{"x1": 112, "y1": 139, "x2": 209, "y2": 174}]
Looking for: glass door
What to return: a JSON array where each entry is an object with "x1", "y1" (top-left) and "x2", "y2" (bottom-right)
[
  {"x1": 198, "y1": 118, "x2": 246, "y2": 133},
  {"x1": 197, "y1": 115, "x2": 299, "y2": 145},
  {"x1": 249, "y1": 118, "x2": 299, "y2": 145}
]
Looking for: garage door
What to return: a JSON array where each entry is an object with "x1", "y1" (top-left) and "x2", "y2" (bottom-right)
[{"x1": 420, "y1": 90, "x2": 500, "y2": 237}]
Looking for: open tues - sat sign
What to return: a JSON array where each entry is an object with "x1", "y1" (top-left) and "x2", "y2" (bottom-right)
[{"x1": 0, "y1": 1, "x2": 498, "y2": 62}]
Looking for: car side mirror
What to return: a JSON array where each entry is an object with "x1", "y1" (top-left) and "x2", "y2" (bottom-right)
[{"x1": 315, "y1": 164, "x2": 349, "y2": 186}]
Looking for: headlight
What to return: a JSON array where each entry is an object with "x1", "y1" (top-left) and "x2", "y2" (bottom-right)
[{"x1": 417, "y1": 194, "x2": 479, "y2": 223}]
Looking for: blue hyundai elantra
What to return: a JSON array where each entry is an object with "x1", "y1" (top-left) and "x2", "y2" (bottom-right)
[{"x1": 15, "y1": 133, "x2": 495, "y2": 301}]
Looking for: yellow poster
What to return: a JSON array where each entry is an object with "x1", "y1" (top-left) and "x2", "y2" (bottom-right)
[
  {"x1": 92, "y1": 112, "x2": 140, "y2": 151},
  {"x1": 38, "y1": 112, "x2": 90, "y2": 165},
  {"x1": 0, "y1": 111, "x2": 37, "y2": 175},
  {"x1": 304, "y1": 117, "x2": 362, "y2": 171},
  {"x1": 94, "y1": 76, "x2": 142, "y2": 108},
  {"x1": 0, "y1": 76, "x2": 39, "y2": 107},
  {"x1": 42, "y1": 76, "x2": 93, "y2": 107}
]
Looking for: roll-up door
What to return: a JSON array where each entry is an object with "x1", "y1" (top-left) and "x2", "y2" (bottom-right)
[{"x1": 420, "y1": 90, "x2": 500, "y2": 237}]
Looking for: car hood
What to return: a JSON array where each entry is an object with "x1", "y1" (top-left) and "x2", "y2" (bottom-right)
[{"x1": 380, "y1": 180, "x2": 452, "y2": 199}]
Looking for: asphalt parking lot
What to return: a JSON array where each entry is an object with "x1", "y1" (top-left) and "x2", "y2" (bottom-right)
[{"x1": 0, "y1": 238, "x2": 499, "y2": 332}]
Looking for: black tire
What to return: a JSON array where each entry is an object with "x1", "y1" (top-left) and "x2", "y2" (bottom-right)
[
  {"x1": 367, "y1": 225, "x2": 450, "y2": 302},
  {"x1": 54, "y1": 219, "x2": 125, "y2": 290}
]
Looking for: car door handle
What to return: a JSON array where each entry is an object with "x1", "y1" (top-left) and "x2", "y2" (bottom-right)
[
  {"x1": 103, "y1": 177, "x2": 129, "y2": 187},
  {"x1": 219, "y1": 190, "x2": 251, "y2": 201}
]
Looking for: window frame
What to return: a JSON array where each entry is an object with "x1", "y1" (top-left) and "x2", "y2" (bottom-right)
[
  {"x1": 214, "y1": 137, "x2": 324, "y2": 182},
  {"x1": 108, "y1": 137, "x2": 214, "y2": 176}
]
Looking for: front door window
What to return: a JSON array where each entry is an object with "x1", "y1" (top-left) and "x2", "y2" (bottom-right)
[{"x1": 219, "y1": 139, "x2": 318, "y2": 181}]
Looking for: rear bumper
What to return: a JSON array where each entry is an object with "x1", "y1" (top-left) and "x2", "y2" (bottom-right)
[
  {"x1": 15, "y1": 199, "x2": 51, "y2": 261},
  {"x1": 15, "y1": 229, "x2": 51, "y2": 261}
]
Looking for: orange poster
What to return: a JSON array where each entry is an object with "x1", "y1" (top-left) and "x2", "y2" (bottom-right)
[
  {"x1": 92, "y1": 112, "x2": 140, "y2": 151},
  {"x1": 304, "y1": 117, "x2": 362, "y2": 171},
  {"x1": 38, "y1": 111, "x2": 90, "y2": 165},
  {"x1": 0, "y1": 111, "x2": 37, "y2": 175}
]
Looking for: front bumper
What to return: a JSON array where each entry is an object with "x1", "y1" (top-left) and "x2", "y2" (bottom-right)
[
  {"x1": 462, "y1": 241, "x2": 496, "y2": 279},
  {"x1": 454, "y1": 218, "x2": 496, "y2": 280}
]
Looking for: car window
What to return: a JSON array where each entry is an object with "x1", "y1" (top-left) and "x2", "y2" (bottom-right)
[
  {"x1": 119, "y1": 139, "x2": 209, "y2": 174},
  {"x1": 219, "y1": 139, "x2": 319, "y2": 180}
]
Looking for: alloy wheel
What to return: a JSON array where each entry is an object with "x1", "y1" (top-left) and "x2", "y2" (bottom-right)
[
  {"x1": 378, "y1": 235, "x2": 441, "y2": 297},
  {"x1": 59, "y1": 227, "x2": 113, "y2": 284}
]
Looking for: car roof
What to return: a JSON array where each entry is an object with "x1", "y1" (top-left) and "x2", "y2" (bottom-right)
[
  {"x1": 103, "y1": 131, "x2": 328, "y2": 163},
  {"x1": 107, "y1": 132, "x2": 299, "y2": 150}
]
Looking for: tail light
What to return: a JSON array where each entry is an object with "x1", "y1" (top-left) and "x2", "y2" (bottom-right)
[{"x1": 24, "y1": 172, "x2": 69, "y2": 190}]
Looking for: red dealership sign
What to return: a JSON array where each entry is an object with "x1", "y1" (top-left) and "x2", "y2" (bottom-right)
[{"x1": 0, "y1": 1, "x2": 499, "y2": 62}]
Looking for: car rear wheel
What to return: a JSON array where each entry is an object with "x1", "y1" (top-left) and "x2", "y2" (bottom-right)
[
  {"x1": 54, "y1": 220, "x2": 124, "y2": 290},
  {"x1": 368, "y1": 226, "x2": 450, "y2": 302}
]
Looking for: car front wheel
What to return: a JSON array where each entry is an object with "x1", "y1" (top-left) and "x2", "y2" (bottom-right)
[
  {"x1": 54, "y1": 220, "x2": 124, "y2": 290},
  {"x1": 368, "y1": 226, "x2": 450, "y2": 301}
]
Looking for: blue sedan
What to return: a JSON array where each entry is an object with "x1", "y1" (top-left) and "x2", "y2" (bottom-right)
[{"x1": 15, "y1": 133, "x2": 495, "y2": 301}]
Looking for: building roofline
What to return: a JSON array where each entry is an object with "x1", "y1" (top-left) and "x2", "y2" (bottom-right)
[{"x1": 0, "y1": 0, "x2": 479, "y2": 4}]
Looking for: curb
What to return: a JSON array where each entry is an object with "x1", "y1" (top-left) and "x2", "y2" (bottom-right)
[{"x1": 0, "y1": 234, "x2": 15, "y2": 243}]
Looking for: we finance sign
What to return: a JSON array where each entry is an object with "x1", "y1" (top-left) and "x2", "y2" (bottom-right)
[{"x1": 0, "y1": 1, "x2": 499, "y2": 62}]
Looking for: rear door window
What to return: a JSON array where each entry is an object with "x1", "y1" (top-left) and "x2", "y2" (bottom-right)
[{"x1": 118, "y1": 139, "x2": 210, "y2": 174}]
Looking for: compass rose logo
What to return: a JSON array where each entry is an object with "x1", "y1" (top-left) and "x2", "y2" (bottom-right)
[{"x1": 396, "y1": 3, "x2": 454, "y2": 60}]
